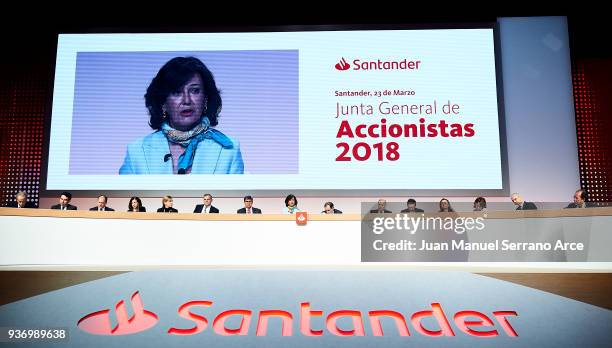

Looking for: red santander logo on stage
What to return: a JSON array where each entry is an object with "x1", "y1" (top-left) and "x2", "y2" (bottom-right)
[
  {"x1": 296, "y1": 212, "x2": 308, "y2": 225},
  {"x1": 77, "y1": 291, "x2": 158, "y2": 335},
  {"x1": 77, "y1": 291, "x2": 518, "y2": 338}
]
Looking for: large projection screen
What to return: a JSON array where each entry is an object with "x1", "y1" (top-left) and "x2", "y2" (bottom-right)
[{"x1": 44, "y1": 25, "x2": 508, "y2": 196}]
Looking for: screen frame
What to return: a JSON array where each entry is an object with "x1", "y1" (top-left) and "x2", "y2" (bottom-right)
[{"x1": 41, "y1": 22, "x2": 509, "y2": 198}]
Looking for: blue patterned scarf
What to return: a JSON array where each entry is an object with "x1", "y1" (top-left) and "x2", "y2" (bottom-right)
[{"x1": 161, "y1": 118, "x2": 233, "y2": 173}]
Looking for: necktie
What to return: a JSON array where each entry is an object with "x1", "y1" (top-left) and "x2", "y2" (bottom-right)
[
  {"x1": 247, "y1": 208, "x2": 251, "y2": 214},
  {"x1": 204, "y1": 206, "x2": 208, "y2": 214}
]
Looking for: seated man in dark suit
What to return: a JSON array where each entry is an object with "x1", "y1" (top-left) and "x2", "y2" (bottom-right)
[
  {"x1": 89, "y1": 195, "x2": 115, "y2": 211},
  {"x1": 370, "y1": 199, "x2": 392, "y2": 213},
  {"x1": 6, "y1": 191, "x2": 37, "y2": 208},
  {"x1": 194, "y1": 193, "x2": 219, "y2": 213},
  {"x1": 510, "y1": 193, "x2": 537, "y2": 210},
  {"x1": 321, "y1": 201, "x2": 342, "y2": 214},
  {"x1": 237, "y1": 195, "x2": 262, "y2": 214},
  {"x1": 400, "y1": 198, "x2": 424, "y2": 213},
  {"x1": 50, "y1": 191, "x2": 78, "y2": 210},
  {"x1": 565, "y1": 189, "x2": 595, "y2": 208}
]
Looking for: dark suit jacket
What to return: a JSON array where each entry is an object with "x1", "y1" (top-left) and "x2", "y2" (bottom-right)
[
  {"x1": 400, "y1": 208, "x2": 424, "y2": 213},
  {"x1": 321, "y1": 209, "x2": 343, "y2": 214},
  {"x1": 565, "y1": 202, "x2": 596, "y2": 209},
  {"x1": 237, "y1": 207, "x2": 262, "y2": 214},
  {"x1": 157, "y1": 207, "x2": 179, "y2": 213},
  {"x1": 516, "y1": 202, "x2": 537, "y2": 210},
  {"x1": 6, "y1": 201, "x2": 37, "y2": 208},
  {"x1": 370, "y1": 209, "x2": 392, "y2": 213},
  {"x1": 194, "y1": 204, "x2": 219, "y2": 213},
  {"x1": 127, "y1": 207, "x2": 147, "y2": 212},
  {"x1": 89, "y1": 206, "x2": 115, "y2": 211},
  {"x1": 50, "y1": 204, "x2": 77, "y2": 210}
]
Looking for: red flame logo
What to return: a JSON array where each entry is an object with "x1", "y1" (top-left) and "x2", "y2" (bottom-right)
[
  {"x1": 296, "y1": 212, "x2": 308, "y2": 225},
  {"x1": 77, "y1": 291, "x2": 158, "y2": 335},
  {"x1": 335, "y1": 58, "x2": 350, "y2": 71}
]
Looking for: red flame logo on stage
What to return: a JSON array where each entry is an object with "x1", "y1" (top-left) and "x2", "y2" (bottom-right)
[
  {"x1": 77, "y1": 291, "x2": 158, "y2": 335},
  {"x1": 335, "y1": 58, "x2": 350, "y2": 71},
  {"x1": 296, "y1": 211, "x2": 308, "y2": 225},
  {"x1": 77, "y1": 291, "x2": 518, "y2": 338}
]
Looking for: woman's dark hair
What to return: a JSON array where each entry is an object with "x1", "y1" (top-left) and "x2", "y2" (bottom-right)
[
  {"x1": 285, "y1": 194, "x2": 298, "y2": 207},
  {"x1": 474, "y1": 196, "x2": 487, "y2": 209},
  {"x1": 145, "y1": 57, "x2": 222, "y2": 129},
  {"x1": 129, "y1": 196, "x2": 143, "y2": 211},
  {"x1": 439, "y1": 198, "x2": 454, "y2": 212}
]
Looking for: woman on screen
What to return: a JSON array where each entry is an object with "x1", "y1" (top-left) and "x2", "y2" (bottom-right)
[
  {"x1": 438, "y1": 198, "x2": 455, "y2": 213},
  {"x1": 157, "y1": 195, "x2": 178, "y2": 213},
  {"x1": 128, "y1": 197, "x2": 147, "y2": 212},
  {"x1": 119, "y1": 56, "x2": 243, "y2": 174},
  {"x1": 283, "y1": 194, "x2": 301, "y2": 214}
]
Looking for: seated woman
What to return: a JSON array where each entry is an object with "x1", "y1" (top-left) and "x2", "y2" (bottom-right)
[
  {"x1": 119, "y1": 56, "x2": 243, "y2": 174},
  {"x1": 438, "y1": 198, "x2": 455, "y2": 212},
  {"x1": 321, "y1": 201, "x2": 342, "y2": 214},
  {"x1": 128, "y1": 197, "x2": 147, "y2": 212},
  {"x1": 473, "y1": 197, "x2": 487, "y2": 212},
  {"x1": 283, "y1": 194, "x2": 301, "y2": 214},
  {"x1": 157, "y1": 195, "x2": 178, "y2": 213}
]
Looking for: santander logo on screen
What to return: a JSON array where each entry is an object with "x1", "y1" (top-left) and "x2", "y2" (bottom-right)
[
  {"x1": 335, "y1": 57, "x2": 422, "y2": 71},
  {"x1": 77, "y1": 291, "x2": 519, "y2": 338},
  {"x1": 335, "y1": 57, "x2": 350, "y2": 71}
]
